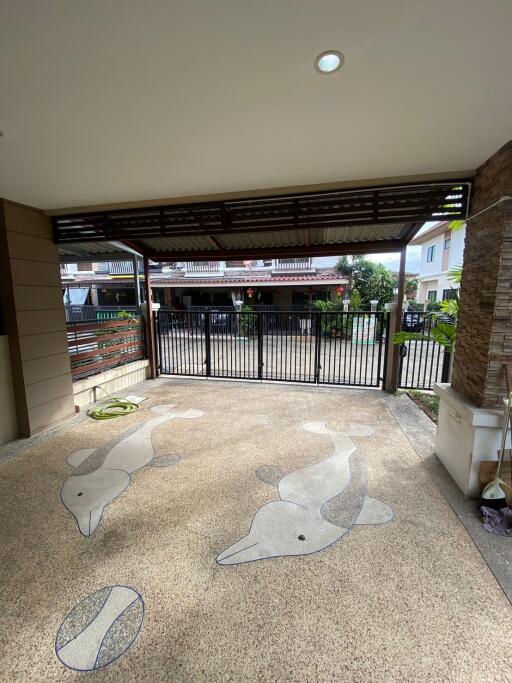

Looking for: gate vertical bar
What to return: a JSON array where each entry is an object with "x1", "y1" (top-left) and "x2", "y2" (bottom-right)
[
  {"x1": 381, "y1": 311, "x2": 390, "y2": 388},
  {"x1": 204, "y1": 311, "x2": 212, "y2": 377},
  {"x1": 154, "y1": 312, "x2": 162, "y2": 374},
  {"x1": 257, "y1": 312, "x2": 263, "y2": 380},
  {"x1": 441, "y1": 349, "x2": 452, "y2": 383},
  {"x1": 314, "y1": 312, "x2": 322, "y2": 384}
]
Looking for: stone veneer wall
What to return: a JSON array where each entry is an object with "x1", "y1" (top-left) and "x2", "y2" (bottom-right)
[{"x1": 451, "y1": 141, "x2": 512, "y2": 408}]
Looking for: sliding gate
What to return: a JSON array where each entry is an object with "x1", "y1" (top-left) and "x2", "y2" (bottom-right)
[
  {"x1": 398, "y1": 311, "x2": 452, "y2": 390},
  {"x1": 156, "y1": 309, "x2": 388, "y2": 387}
]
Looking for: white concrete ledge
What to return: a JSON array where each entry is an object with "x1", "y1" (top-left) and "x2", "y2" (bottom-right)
[
  {"x1": 433, "y1": 383, "x2": 510, "y2": 497},
  {"x1": 433, "y1": 383, "x2": 503, "y2": 427},
  {"x1": 73, "y1": 360, "x2": 150, "y2": 407}
]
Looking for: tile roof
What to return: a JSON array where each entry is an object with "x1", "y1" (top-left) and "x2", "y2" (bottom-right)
[{"x1": 70, "y1": 269, "x2": 348, "y2": 287}]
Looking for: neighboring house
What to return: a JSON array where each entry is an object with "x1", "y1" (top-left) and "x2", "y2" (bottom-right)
[
  {"x1": 410, "y1": 222, "x2": 465, "y2": 304},
  {"x1": 61, "y1": 257, "x2": 350, "y2": 310}
]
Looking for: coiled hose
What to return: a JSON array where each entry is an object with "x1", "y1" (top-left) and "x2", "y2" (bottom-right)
[{"x1": 87, "y1": 386, "x2": 140, "y2": 420}]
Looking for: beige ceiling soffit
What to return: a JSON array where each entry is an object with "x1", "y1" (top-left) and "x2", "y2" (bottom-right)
[
  {"x1": 1, "y1": 198, "x2": 46, "y2": 214},
  {"x1": 45, "y1": 170, "x2": 475, "y2": 216}
]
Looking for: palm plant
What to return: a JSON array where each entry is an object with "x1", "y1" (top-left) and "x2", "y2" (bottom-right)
[{"x1": 393, "y1": 322, "x2": 456, "y2": 354}]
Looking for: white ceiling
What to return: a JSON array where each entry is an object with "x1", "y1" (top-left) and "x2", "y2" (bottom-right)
[{"x1": 1, "y1": 0, "x2": 511, "y2": 211}]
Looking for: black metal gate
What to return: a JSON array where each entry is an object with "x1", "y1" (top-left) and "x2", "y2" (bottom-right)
[
  {"x1": 155, "y1": 309, "x2": 388, "y2": 387},
  {"x1": 398, "y1": 311, "x2": 451, "y2": 390}
]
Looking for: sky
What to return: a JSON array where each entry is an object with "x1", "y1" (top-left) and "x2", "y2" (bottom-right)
[
  {"x1": 367, "y1": 248, "x2": 420, "y2": 274},
  {"x1": 322, "y1": 221, "x2": 435, "y2": 274},
  {"x1": 366, "y1": 221, "x2": 435, "y2": 273}
]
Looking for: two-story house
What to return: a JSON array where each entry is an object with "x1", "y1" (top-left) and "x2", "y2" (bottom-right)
[
  {"x1": 61, "y1": 257, "x2": 349, "y2": 311},
  {"x1": 409, "y1": 222, "x2": 465, "y2": 305}
]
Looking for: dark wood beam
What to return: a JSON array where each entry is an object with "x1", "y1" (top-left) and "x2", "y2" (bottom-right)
[
  {"x1": 119, "y1": 239, "x2": 148, "y2": 256},
  {"x1": 143, "y1": 239, "x2": 407, "y2": 262},
  {"x1": 207, "y1": 235, "x2": 222, "y2": 250},
  {"x1": 59, "y1": 252, "x2": 138, "y2": 263},
  {"x1": 400, "y1": 221, "x2": 424, "y2": 243}
]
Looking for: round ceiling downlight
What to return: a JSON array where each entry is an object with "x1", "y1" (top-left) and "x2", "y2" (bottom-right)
[{"x1": 315, "y1": 51, "x2": 344, "y2": 74}]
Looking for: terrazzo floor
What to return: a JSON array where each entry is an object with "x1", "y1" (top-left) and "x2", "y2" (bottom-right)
[{"x1": 1, "y1": 379, "x2": 511, "y2": 682}]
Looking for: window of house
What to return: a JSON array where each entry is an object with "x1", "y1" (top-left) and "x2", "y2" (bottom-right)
[
  {"x1": 444, "y1": 237, "x2": 451, "y2": 250},
  {"x1": 442, "y1": 288, "x2": 457, "y2": 300},
  {"x1": 427, "y1": 290, "x2": 437, "y2": 302},
  {"x1": 426, "y1": 245, "x2": 435, "y2": 263},
  {"x1": 77, "y1": 262, "x2": 93, "y2": 271},
  {"x1": 262, "y1": 259, "x2": 272, "y2": 266}
]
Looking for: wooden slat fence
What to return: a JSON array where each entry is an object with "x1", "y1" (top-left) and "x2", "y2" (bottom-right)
[{"x1": 67, "y1": 316, "x2": 145, "y2": 380}]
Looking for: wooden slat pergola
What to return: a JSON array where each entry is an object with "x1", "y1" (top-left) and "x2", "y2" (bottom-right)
[{"x1": 52, "y1": 180, "x2": 471, "y2": 383}]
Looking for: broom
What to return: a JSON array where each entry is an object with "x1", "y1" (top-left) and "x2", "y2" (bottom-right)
[{"x1": 481, "y1": 365, "x2": 512, "y2": 509}]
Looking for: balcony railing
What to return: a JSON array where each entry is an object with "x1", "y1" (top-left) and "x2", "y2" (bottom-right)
[
  {"x1": 64, "y1": 305, "x2": 139, "y2": 323},
  {"x1": 109, "y1": 261, "x2": 134, "y2": 275},
  {"x1": 274, "y1": 258, "x2": 312, "y2": 271},
  {"x1": 187, "y1": 262, "x2": 220, "y2": 272}
]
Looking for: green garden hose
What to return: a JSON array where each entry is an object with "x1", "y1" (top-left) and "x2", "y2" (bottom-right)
[{"x1": 87, "y1": 386, "x2": 140, "y2": 420}]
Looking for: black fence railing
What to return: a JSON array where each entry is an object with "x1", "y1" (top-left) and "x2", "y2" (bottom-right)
[
  {"x1": 398, "y1": 311, "x2": 451, "y2": 390},
  {"x1": 155, "y1": 310, "x2": 387, "y2": 387},
  {"x1": 64, "y1": 305, "x2": 139, "y2": 323}
]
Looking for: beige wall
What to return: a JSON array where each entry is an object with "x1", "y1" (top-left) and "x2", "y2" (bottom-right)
[
  {"x1": 0, "y1": 336, "x2": 17, "y2": 445},
  {"x1": 72, "y1": 360, "x2": 150, "y2": 407},
  {"x1": 0, "y1": 200, "x2": 75, "y2": 436}
]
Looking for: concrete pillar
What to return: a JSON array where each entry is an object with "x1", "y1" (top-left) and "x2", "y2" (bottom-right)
[
  {"x1": 0, "y1": 200, "x2": 75, "y2": 436},
  {"x1": 434, "y1": 140, "x2": 512, "y2": 496}
]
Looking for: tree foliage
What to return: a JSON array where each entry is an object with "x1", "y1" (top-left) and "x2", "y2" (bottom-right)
[{"x1": 335, "y1": 255, "x2": 395, "y2": 307}]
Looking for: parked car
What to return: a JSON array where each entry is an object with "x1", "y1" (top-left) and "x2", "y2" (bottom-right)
[{"x1": 402, "y1": 312, "x2": 425, "y2": 332}]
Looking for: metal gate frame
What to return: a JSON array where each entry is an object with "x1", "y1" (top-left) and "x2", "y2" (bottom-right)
[
  {"x1": 155, "y1": 309, "x2": 388, "y2": 388},
  {"x1": 397, "y1": 311, "x2": 452, "y2": 390}
]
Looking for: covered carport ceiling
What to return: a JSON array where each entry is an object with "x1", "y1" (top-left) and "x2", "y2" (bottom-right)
[
  {"x1": 0, "y1": 2, "x2": 511, "y2": 210},
  {"x1": 55, "y1": 181, "x2": 469, "y2": 262}
]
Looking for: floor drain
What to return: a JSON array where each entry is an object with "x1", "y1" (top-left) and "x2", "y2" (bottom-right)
[{"x1": 298, "y1": 534, "x2": 306, "y2": 541}]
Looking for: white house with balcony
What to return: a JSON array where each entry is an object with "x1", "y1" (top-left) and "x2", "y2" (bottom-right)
[
  {"x1": 151, "y1": 256, "x2": 348, "y2": 309},
  {"x1": 410, "y1": 222, "x2": 465, "y2": 305}
]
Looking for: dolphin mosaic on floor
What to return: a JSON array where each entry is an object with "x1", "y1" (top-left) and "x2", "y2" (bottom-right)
[
  {"x1": 55, "y1": 585, "x2": 144, "y2": 671},
  {"x1": 61, "y1": 404, "x2": 204, "y2": 536},
  {"x1": 217, "y1": 422, "x2": 393, "y2": 565}
]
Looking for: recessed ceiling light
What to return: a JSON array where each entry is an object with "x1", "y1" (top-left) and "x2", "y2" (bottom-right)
[{"x1": 315, "y1": 50, "x2": 344, "y2": 74}]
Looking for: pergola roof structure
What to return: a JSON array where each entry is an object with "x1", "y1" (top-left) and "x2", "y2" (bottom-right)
[{"x1": 54, "y1": 181, "x2": 470, "y2": 263}]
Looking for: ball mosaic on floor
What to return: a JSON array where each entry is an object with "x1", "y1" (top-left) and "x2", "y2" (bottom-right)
[
  {"x1": 217, "y1": 422, "x2": 394, "y2": 565},
  {"x1": 60, "y1": 404, "x2": 204, "y2": 536},
  {"x1": 55, "y1": 586, "x2": 144, "y2": 672}
]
